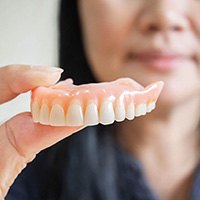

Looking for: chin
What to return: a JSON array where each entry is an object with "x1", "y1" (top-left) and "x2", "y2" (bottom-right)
[
  {"x1": 157, "y1": 87, "x2": 198, "y2": 109},
  {"x1": 158, "y1": 93, "x2": 181, "y2": 108}
]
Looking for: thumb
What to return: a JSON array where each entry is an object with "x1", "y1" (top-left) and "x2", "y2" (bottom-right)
[
  {"x1": 2, "y1": 112, "x2": 84, "y2": 159},
  {"x1": 0, "y1": 64, "x2": 63, "y2": 104},
  {"x1": 0, "y1": 113, "x2": 83, "y2": 197}
]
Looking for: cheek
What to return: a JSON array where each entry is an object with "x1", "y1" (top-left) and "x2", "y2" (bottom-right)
[
  {"x1": 81, "y1": 13, "x2": 130, "y2": 62},
  {"x1": 190, "y1": 2, "x2": 200, "y2": 32},
  {"x1": 79, "y1": 1, "x2": 139, "y2": 81},
  {"x1": 82, "y1": 21, "x2": 128, "y2": 81}
]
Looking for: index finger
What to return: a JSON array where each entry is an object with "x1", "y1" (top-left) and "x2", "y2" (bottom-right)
[{"x1": 0, "y1": 65, "x2": 63, "y2": 104}]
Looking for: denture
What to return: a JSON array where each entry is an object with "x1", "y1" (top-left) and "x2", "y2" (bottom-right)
[{"x1": 31, "y1": 78, "x2": 164, "y2": 126}]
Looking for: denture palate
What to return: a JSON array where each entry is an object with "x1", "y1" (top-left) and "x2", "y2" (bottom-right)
[{"x1": 31, "y1": 78, "x2": 164, "y2": 126}]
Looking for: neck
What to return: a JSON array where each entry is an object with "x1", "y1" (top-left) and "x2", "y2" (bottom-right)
[{"x1": 116, "y1": 97, "x2": 200, "y2": 200}]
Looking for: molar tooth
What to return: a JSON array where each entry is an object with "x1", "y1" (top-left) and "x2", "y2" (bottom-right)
[
  {"x1": 135, "y1": 104, "x2": 147, "y2": 117},
  {"x1": 31, "y1": 101, "x2": 40, "y2": 122},
  {"x1": 66, "y1": 100, "x2": 83, "y2": 126},
  {"x1": 84, "y1": 102, "x2": 99, "y2": 126},
  {"x1": 126, "y1": 103, "x2": 135, "y2": 120},
  {"x1": 49, "y1": 104, "x2": 65, "y2": 126},
  {"x1": 147, "y1": 102, "x2": 156, "y2": 113},
  {"x1": 115, "y1": 100, "x2": 126, "y2": 122},
  {"x1": 39, "y1": 103, "x2": 50, "y2": 125},
  {"x1": 99, "y1": 100, "x2": 115, "y2": 125}
]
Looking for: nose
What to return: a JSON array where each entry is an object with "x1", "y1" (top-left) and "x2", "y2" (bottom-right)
[{"x1": 139, "y1": 2, "x2": 189, "y2": 33}]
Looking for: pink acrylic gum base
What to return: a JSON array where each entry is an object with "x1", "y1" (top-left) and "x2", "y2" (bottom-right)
[{"x1": 31, "y1": 78, "x2": 164, "y2": 114}]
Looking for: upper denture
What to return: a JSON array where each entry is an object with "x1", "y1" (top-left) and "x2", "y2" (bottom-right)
[{"x1": 31, "y1": 78, "x2": 164, "y2": 126}]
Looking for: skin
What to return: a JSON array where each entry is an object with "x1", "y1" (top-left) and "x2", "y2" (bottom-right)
[
  {"x1": 0, "y1": 65, "x2": 83, "y2": 199},
  {"x1": 78, "y1": 0, "x2": 200, "y2": 200}
]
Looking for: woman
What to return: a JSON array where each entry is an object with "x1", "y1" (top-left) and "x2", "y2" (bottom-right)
[{"x1": 1, "y1": 0, "x2": 200, "y2": 199}]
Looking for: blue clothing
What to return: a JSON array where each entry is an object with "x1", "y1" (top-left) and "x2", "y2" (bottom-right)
[{"x1": 6, "y1": 139, "x2": 200, "y2": 200}]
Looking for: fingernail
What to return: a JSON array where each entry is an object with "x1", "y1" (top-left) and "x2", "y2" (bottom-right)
[{"x1": 30, "y1": 65, "x2": 64, "y2": 73}]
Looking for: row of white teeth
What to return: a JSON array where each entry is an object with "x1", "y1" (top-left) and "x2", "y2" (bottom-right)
[{"x1": 31, "y1": 100, "x2": 156, "y2": 126}]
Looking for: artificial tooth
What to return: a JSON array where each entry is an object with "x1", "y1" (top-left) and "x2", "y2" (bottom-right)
[
  {"x1": 135, "y1": 104, "x2": 147, "y2": 117},
  {"x1": 39, "y1": 103, "x2": 50, "y2": 125},
  {"x1": 126, "y1": 103, "x2": 135, "y2": 120},
  {"x1": 49, "y1": 104, "x2": 65, "y2": 126},
  {"x1": 99, "y1": 100, "x2": 115, "y2": 125},
  {"x1": 31, "y1": 101, "x2": 40, "y2": 122},
  {"x1": 84, "y1": 102, "x2": 99, "y2": 126},
  {"x1": 147, "y1": 102, "x2": 156, "y2": 113},
  {"x1": 66, "y1": 101, "x2": 83, "y2": 126},
  {"x1": 115, "y1": 100, "x2": 126, "y2": 122}
]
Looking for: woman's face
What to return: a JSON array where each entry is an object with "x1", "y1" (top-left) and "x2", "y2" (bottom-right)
[{"x1": 78, "y1": 0, "x2": 200, "y2": 105}]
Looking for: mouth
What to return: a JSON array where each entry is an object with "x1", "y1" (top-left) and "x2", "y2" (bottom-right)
[{"x1": 126, "y1": 51, "x2": 195, "y2": 72}]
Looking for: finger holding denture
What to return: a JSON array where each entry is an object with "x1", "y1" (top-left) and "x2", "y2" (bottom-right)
[{"x1": 31, "y1": 78, "x2": 164, "y2": 126}]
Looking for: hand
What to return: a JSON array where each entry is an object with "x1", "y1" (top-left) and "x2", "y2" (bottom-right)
[{"x1": 0, "y1": 65, "x2": 83, "y2": 199}]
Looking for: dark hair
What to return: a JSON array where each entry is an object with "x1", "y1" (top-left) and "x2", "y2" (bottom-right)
[
  {"x1": 54, "y1": 0, "x2": 120, "y2": 199},
  {"x1": 59, "y1": 0, "x2": 95, "y2": 84}
]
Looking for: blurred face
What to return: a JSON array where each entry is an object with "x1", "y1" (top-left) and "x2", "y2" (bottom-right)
[{"x1": 78, "y1": 0, "x2": 200, "y2": 106}]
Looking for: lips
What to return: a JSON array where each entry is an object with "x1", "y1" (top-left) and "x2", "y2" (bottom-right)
[{"x1": 126, "y1": 51, "x2": 194, "y2": 72}]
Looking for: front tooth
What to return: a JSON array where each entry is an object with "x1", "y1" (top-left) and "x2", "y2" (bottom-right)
[
  {"x1": 135, "y1": 104, "x2": 147, "y2": 117},
  {"x1": 126, "y1": 102, "x2": 135, "y2": 120},
  {"x1": 99, "y1": 100, "x2": 115, "y2": 125},
  {"x1": 39, "y1": 103, "x2": 50, "y2": 125},
  {"x1": 66, "y1": 100, "x2": 83, "y2": 126},
  {"x1": 115, "y1": 100, "x2": 126, "y2": 122},
  {"x1": 31, "y1": 101, "x2": 40, "y2": 122},
  {"x1": 147, "y1": 102, "x2": 156, "y2": 113},
  {"x1": 84, "y1": 102, "x2": 99, "y2": 126},
  {"x1": 49, "y1": 104, "x2": 65, "y2": 126}
]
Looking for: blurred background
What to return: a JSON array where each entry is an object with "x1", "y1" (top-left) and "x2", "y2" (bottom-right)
[{"x1": 0, "y1": 0, "x2": 60, "y2": 123}]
